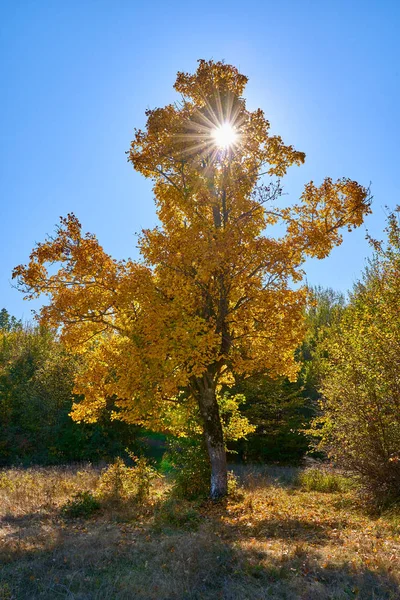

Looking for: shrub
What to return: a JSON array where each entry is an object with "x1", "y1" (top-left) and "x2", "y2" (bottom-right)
[
  {"x1": 227, "y1": 471, "x2": 242, "y2": 497},
  {"x1": 126, "y1": 451, "x2": 160, "y2": 503},
  {"x1": 298, "y1": 468, "x2": 352, "y2": 493},
  {"x1": 313, "y1": 211, "x2": 400, "y2": 506},
  {"x1": 61, "y1": 491, "x2": 100, "y2": 519},
  {"x1": 163, "y1": 438, "x2": 210, "y2": 500},
  {"x1": 96, "y1": 455, "x2": 159, "y2": 505},
  {"x1": 153, "y1": 498, "x2": 201, "y2": 530}
]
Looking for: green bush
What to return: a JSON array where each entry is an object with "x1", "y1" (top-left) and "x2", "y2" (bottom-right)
[
  {"x1": 0, "y1": 316, "x2": 142, "y2": 467},
  {"x1": 298, "y1": 468, "x2": 352, "y2": 493},
  {"x1": 228, "y1": 375, "x2": 313, "y2": 465},
  {"x1": 163, "y1": 438, "x2": 210, "y2": 500},
  {"x1": 314, "y1": 212, "x2": 400, "y2": 506},
  {"x1": 61, "y1": 491, "x2": 100, "y2": 519}
]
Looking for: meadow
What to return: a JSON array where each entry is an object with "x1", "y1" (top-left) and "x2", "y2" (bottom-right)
[{"x1": 1, "y1": 464, "x2": 399, "y2": 600}]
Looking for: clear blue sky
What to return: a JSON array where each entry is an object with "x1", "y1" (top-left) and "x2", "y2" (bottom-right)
[{"x1": 1, "y1": 0, "x2": 399, "y2": 320}]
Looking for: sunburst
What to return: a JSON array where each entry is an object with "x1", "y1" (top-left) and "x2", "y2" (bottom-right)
[
  {"x1": 212, "y1": 123, "x2": 238, "y2": 149},
  {"x1": 174, "y1": 87, "x2": 245, "y2": 164}
]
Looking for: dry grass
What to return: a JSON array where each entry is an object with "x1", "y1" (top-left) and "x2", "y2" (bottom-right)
[{"x1": 0, "y1": 464, "x2": 399, "y2": 599}]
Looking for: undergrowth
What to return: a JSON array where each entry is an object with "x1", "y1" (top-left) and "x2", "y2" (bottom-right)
[
  {"x1": 0, "y1": 464, "x2": 399, "y2": 600},
  {"x1": 298, "y1": 468, "x2": 354, "y2": 493}
]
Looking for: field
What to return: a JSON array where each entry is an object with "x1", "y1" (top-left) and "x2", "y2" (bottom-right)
[{"x1": 0, "y1": 465, "x2": 399, "y2": 600}]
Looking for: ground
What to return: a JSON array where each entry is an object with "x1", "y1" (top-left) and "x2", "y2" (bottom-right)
[{"x1": 0, "y1": 464, "x2": 399, "y2": 599}]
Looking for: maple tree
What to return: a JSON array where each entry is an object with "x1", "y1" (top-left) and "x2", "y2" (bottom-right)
[{"x1": 13, "y1": 60, "x2": 371, "y2": 498}]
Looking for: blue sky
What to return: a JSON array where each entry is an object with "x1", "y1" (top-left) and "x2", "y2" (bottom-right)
[{"x1": 1, "y1": 0, "x2": 399, "y2": 320}]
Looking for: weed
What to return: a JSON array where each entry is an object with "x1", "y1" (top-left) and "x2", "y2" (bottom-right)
[
  {"x1": 126, "y1": 451, "x2": 161, "y2": 503},
  {"x1": 0, "y1": 583, "x2": 12, "y2": 600},
  {"x1": 0, "y1": 474, "x2": 16, "y2": 492},
  {"x1": 227, "y1": 470, "x2": 242, "y2": 498},
  {"x1": 153, "y1": 498, "x2": 202, "y2": 531},
  {"x1": 96, "y1": 455, "x2": 159, "y2": 505},
  {"x1": 61, "y1": 490, "x2": 100, "y2": 519}
]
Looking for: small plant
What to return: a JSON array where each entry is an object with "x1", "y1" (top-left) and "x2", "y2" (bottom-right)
[
  {"x1": 126, "y1": 451, "x2": 160, "y2": 503},
  {"x1": 153, "y1": 498, "x2": 201, "y2": 531},
  {"x1": 61, "y1": 490, "x2": 100, "y2": 519},
  {"x1": 164, "y1": 438, "x2": 210, "y2": 500},
  {"x1": 227, "y1": 470, "x2": 242, "y2": 498},
  {"x1": 0, "y1": 582, "x2": 12, "y2": 600},
  {"x1": 96, "y1": 454, "x2": 159, "y2": 505},
  {"x1": 0, "y1": 474, "x2": 16, "y2": 492},
  {"x1": 298, "y1": 468, "x2": 351, "y2": 493}
]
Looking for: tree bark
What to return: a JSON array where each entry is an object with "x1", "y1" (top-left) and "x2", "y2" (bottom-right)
[{"x1": 196, "y1": 373, "x2": 228, "y2": 499}]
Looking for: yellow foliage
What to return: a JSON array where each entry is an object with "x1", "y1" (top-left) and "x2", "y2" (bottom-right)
[{"x1": 13, "y1": 60, "x2": 371, "y2": 440}]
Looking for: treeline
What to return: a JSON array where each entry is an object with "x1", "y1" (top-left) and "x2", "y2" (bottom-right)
[
  {"x1": 0, "y1": 311, "x2": 139, "y2": 465},
  {"x1": 0, "y1": 290, "x2": 340, "y2": 467}
]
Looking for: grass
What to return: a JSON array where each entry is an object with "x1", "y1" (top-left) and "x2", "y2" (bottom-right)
[
  {"x1": 0, "y1": 464, "x2": 399, "y2": 599},
  {"x1": 297, "y1": 467, "x2": 355, "y2": 493}
]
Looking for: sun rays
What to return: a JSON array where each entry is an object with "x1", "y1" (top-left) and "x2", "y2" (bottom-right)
[
  {"x1": 212, "y1": 122, "x2": 238, "y2": 149},
  {"x1": 174, "y1": 88, "x2": 245, "y2": 164}
]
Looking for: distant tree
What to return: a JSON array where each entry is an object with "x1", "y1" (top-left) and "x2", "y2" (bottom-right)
[
  {"x1": 0, "y1": 324, "x2": 77, "y2": 463},
  {"x1": 314, "y1": 210, "x2": 400, "y2": 504},
  {"x1": 299, "y1": 287, "x2": 346, "y2": 403},
  {"x1": 229, "y1": 374, "x2": 310, "y2": 464},
  {"x1": 0, "y1": 322, "x2": 140, "y2": 465},
  {"x1": 0, "y1": 308, "x2": 22, "y2": 332},
  {"x1": 14, "y1": 60, "x2": 371, "y2": 497}
]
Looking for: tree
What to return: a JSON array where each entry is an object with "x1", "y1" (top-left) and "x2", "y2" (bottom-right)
[
  {"x1": 0, "y1": 323, "x2": 77, "y2": 463},
  {"x1": 228, "y1": 287, "x2": 346, "y2": 464},
  {"x1": 313, "y1": 209, "x2": 400, "y2": 504},
  {"x1": 0, "y1": 308, "x2": 22, "y2": 332},
  {"x1": 299, "y1": 286, "x2": 346, "y2": 403},
  {"x1": 13, "y1": 60, "x2": 371, "y2": 497},
  {"x1": 229, "y1": 374, "x2": 311, "y2": 464}
]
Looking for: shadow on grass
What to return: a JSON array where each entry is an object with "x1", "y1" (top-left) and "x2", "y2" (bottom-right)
[
  {"x1": 229, "y1": 516, "x2": 344, "y2": 544},
  {"x1": 0, "y1": 505, "x2": 399, "y2": 600},
  {"x1": 1, "y1": 512, "x2": 45, "y2": 527}
]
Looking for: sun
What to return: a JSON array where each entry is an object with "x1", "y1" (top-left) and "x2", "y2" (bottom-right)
[{"x1": 212, "y1": 122, "x2": 238, "y2": 149}]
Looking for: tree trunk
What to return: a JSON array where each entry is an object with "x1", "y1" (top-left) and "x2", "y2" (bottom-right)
[{"x1": 197, "y1": 374, "x2": 228, "y2": 499}]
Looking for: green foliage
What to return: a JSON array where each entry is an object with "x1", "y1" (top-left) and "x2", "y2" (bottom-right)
[
  {"x1": 0, "y1": 582, "x2": 12, "y2": 600},
  {"x1": 224, "y1": 288, "x2": 347, "y2": 465},
  {"x1": 0, "y1": 309, "x2": 21, "y2": 332},
  {"x1": 229, "y1": 376, "x2": 312, "y2": 464},
  {"x1": 164, "y1": 438, "x2": 211, "y2": 500},
  {"x1": 299, "y1": 287, "x2": 346, "y2": 402},
  {"x1": 298, "y1": 468, "x2": 352, "y2": 493},
  {"x1": 0, "y1": 318, "x2": 142, "y2": 466},
  {"x1": 61, "y1": 491, "x2": 100, "y2": 519},
  {"x1": 314, "y1": 210, "x2": 400, "y2": 505}
]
